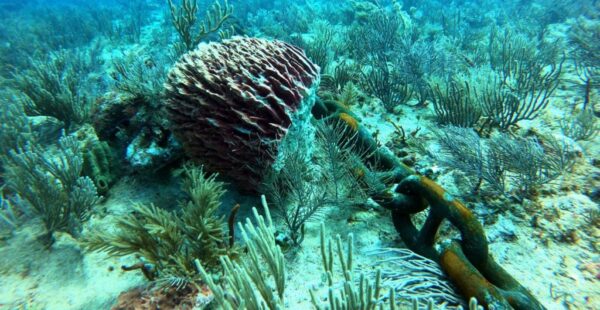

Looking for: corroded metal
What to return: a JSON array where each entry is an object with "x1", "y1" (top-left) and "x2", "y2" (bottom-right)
[{"x1": 312, "y1": 99, "x2": 545, "y2": 310}]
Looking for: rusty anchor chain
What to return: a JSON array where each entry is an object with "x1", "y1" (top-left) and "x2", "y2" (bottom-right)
[{"x1": 311, "y1": 99, "x2": 545, "y2": 309}]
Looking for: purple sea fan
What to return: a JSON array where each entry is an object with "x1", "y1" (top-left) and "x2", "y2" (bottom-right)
[{"x1": 165, "y1": 37, "x2": 320, "y2": 191}]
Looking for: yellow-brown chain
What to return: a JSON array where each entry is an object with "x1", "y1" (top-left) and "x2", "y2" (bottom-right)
[{"x1": 312, "y1": 99, "x2": 545, "y2": 310}]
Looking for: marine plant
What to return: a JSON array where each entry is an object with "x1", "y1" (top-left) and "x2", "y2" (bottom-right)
[
  {"x1": 435, "y1": 126, "x2": 573, "y2": 197},
  {"x1": 197, "y1": 196, "x2": 286, "y2": 309},
  {"x1": 360, "y1": 55, "x2": 412, "y2": 112},
  {"x1": 11, "y1": 48, "x2": 100, "y2": 130},
  {"x1": 560, "y1": 108, "x2": 599, "y2": 141},
  {"x1": 167, "y1": 0, "x2": 234, "y2": 53},
  {"x1": 568, "y1": 16, "x2": 600, "y2": 108},
  {"x1": 85, "y1": 165, "x2": 233, "y2": 288},
  {"x1": 483, "y1": 29, "x2": 564, "y2": 131},
  {"x1": 110, "y1": 51, "x2": 170, "y2": 105},
  {"x1": 0, "y1": 93, "x2": 34, "y2": 160},
  {"x1": 262, "y1": 152, "x2": 328, "y2": 246},
  {"x1": 429, "y1": 79, "x2": 482, "y2": 128},
  {"x1": 3, "y1": 135, "x2": 101, "y2": 244}
]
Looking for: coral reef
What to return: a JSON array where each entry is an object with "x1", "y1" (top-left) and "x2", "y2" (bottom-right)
[
  {"x1": 165, "y1": 36, "x2": 320, "y2": 191},
  {"x1": 0, "y1": 1, "x2": 599, "y2": 309},
  {"x1": 0, "y1": 92, "x2": 34, "y2": 159}
]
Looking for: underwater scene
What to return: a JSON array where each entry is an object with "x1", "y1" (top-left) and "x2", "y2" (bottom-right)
[{"x1": 0, "y1": 0, "x2": 598, "y2": 309}]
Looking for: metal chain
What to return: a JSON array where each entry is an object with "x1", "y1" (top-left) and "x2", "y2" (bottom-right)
[{"x1": 312, "y1": 100, "x2": 545, "y2": 310}]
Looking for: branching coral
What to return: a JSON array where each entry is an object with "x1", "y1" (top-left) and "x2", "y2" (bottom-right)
[
  {"x1": 302, "y1": 21, "x2": 336, "y2": 71},
  {"x1": 197, "y1": 196, "x2": 286, "y2": 310},
  {"x1": 110, "y1": 51, "x2": 169, "y2": 104},
  {"x1": 11, "y1": 48, "x2": 100, "y2": 130},
  {"x1": 347, "y1": 4, "x2": 403, "y2": 61},
  {"x1": 167, "y1": 0, "x2": 233, "y2": 53},
  {"x1": 85, "y1": 165, "x2": 232, "y2": 288},
  {"x1": 560, "y1": 108, "x2": 599, "y2": 141},
  {"x1": 0, "y1": 189, "x2": 21, "y2": 238},
  {"x1": 320, "y1": 61, "x2": 360, "y2": 94},
  {"x1": 0, "y1": 92, "x2": 34, "y2": 158},
  {"x1": 262, "y1": 151, "x2": 327, "y2": 246},
  {"x1": 368, "y1": 248, "x2": 463, "y2": 308},
  {"x1": 310, "y1": 224, "x2": 403, "y2": 310},
  {"x1": 315, "y1": 120, "x2": 368, "y2": 205},
  {"x1": 434, "y1": 126, "x2": 498, "y2": 194},
  {"x1": 483, "y1": 29, "x2": 564, "y2": 130},
  {"x1": 488, "y1": 134, "x2": 549, "y2": 195},
  {"x1": 434, "y1": 126, "x2": 575, "y2": 197},
  {"x1": 360, "y1": 56, "x2": 412, "y2": 112},
  {"x1": 262, "y1": 119, "x2": 367, "y2": 246},
  {"x1": 429, "y1": 79, "x2": 481, "y2": 128},
  {"x1": 569, "y1": 16, "x2": 600, "y2": 108},
  {"x1": 4, "y1": 135, "x2": 101, "y2": 244}
]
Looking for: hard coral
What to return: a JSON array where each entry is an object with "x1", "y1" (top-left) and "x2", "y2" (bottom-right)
[{"x1": 165, "y1": 37, "x2": 320, "y2": 191}]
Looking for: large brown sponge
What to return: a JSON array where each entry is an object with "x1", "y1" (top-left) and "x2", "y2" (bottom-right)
[{"x1": 165, "y1": 37, "x2": 320, "y2": 190}]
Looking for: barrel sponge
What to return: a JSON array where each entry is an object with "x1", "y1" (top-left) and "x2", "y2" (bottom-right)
[{"x1": 165, "y1": 37, "x2": 320, "y2": 190}]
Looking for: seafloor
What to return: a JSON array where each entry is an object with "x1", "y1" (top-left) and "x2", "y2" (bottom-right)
[{"x1": 0, "y1": 1, "x2": 599, "y2": 309}]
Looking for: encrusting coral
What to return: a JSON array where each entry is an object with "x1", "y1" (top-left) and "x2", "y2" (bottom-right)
[{"x1": 165, "y1": 36, "x2": 320, "y2": 191}]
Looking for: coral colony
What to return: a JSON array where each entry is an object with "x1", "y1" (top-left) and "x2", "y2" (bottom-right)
[{"x1": 166, "y1": 37, "x2": 320, "y2": 191}]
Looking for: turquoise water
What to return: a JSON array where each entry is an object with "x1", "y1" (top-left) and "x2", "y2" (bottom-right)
[{"x1": 0, "y1": 1, "x2": 598, "y2": 309}]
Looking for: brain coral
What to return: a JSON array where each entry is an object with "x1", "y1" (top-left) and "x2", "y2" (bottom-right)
[{"x1": 165, "y1": 37, "x2": 320, "y2": 191}]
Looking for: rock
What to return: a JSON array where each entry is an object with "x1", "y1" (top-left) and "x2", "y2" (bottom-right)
[{"x1": 125, "y1": 133, "x2": 180, "y2": 170}]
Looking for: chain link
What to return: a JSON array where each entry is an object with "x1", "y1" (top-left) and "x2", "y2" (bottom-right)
[{"x1": 313, "y1": 100, "x2": 545, "y2": 309}]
